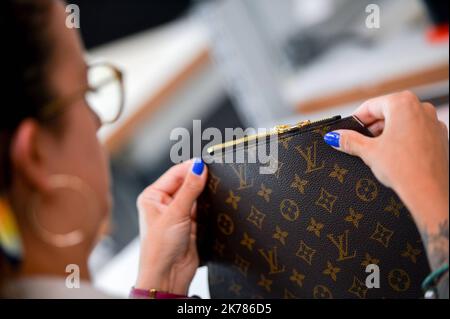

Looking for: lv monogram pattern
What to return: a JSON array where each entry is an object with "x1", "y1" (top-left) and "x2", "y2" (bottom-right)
[{"x1": 197, "y1": 116, "x2": 430, "y2": 299}]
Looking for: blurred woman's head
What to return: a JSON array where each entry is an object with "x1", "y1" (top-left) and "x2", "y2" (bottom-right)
[{"x1": 0, "y1": 0, "x2": 114, "y2": 278}]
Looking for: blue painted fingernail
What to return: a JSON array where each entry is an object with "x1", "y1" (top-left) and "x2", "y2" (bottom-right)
[
  {"x1": 324, "y1": 132, "x2": 340, "y2": 148},
  {"x1": 192, "y1": 158, "x2": 204, "y2": 176}
]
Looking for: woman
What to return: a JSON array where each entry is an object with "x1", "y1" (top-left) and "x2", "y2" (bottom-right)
[
  {"x1": 0, "y1": 0, "x2": 447, "y2": 298},
  {"x1": 0, "y1": 0, "x2": 207, "y2": 298}
]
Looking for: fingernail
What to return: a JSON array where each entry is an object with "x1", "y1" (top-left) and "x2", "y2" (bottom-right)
[
  {"x1": 324, "y1": 132, "x2": 340, "y2": 148},
  {"x1": 192, "y1": 158, "x2": 204, "y2": 176}
]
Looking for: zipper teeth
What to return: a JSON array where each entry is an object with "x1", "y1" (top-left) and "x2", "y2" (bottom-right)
[
  {"x1": 207, "y1": 115, "x2": 340, "y2": 154},
  {"x1": 305, "y1": 115, "x2": 341, "y2": 127},
  {"x1": 207, "y1": 131, "x2": 277, "y2": 154}
]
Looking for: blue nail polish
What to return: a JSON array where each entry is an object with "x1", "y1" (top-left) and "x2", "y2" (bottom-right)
[
  {"x1": 192, "y1": 158, "x2": 204, "y2": 176},
  {"x1": 324, "y1": 132, "x2": 340, "y2": 148}
]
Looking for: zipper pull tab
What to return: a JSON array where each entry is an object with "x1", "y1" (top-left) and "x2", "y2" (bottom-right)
[
  {"x1": 272, "y1": 124, "x2": 291, "y2": 134},
  {"x1": 272, "y1": 120, "x2": 311, "y2": 134},
  {"x1": 296, "y1": 120, "x2": 311, "y2": 128}
]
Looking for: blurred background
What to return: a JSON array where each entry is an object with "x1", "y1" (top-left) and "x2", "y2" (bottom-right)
[{"x1": 70, "y1": 0, "x2": 449, "y2": 298}]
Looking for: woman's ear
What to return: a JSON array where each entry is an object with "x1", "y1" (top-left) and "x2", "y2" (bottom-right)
[{"x1": 10, "y1": 119, "x2": 53, "y2": 193}]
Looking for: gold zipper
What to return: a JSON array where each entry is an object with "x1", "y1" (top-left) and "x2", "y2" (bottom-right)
[{"x1": 207, "y1": 120, "x2": 312, "y2": 154}]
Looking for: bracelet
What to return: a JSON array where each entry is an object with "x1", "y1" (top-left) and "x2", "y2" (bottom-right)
[
  {"x1": 422, "y1": 263, "x2": 449, "y2": 299},
  {"x1": 129, "y1": 287, "x2": 189, "y2": 299}
]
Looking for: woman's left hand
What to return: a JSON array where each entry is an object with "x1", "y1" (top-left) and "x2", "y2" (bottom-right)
[{"x1": 134, "y1": 159, "x2": 207, "y2": 295}]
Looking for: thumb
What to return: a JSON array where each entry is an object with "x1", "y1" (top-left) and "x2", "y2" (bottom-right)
[
  {"x1": 170, "y1": 158, "x2": 207, "y2": 220},
  {"x1": 324, "y1": 130, "x2": 373, "y2": 158}
]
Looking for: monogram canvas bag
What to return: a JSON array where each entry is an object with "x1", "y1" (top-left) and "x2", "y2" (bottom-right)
[{"x1": 197, "y1": 115, "x2": 430, "y2": 299}]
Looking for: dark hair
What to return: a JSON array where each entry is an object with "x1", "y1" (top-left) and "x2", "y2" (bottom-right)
[
  {"x1": 0, "y1": 0, "x2": 58, "y2": 291},
  {"x1": 0, "y1": 0, "x2": 55, "y2": 194}
]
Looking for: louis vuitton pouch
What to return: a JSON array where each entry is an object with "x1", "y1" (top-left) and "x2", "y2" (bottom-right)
[{"x1": 197, "y1": 115, "x2": 430, "y2": 299}]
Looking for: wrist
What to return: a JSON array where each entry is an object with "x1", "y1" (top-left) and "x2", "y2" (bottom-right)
[
  {"x1": 129, "y1": 287, "x2": 189, "y2": 299},
  {"x1": 394, "y1": 176, "x2": 448, "y2": 226},
  {"x1": 136, "y1": 247, "x2": 173, "y2": 290},
  {"x1": 135, "y1": 266, "x2": 172, "y2": 293},
  {"x1": 135, "y1": 264, "x2": 190, "y2": 295}
]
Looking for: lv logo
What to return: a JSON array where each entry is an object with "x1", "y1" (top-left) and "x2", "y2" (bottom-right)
[
  {"x1": 230, "y1": 164, "x2": 254, "y2": 190},
  {"x1": 327, "y1": 230, "x2": 356, "y2": 261},
  {"x1": 296, "y1": 141, "x2": 325, "y2": 173},
  {"x1": 258, "y1": 246, "x2": 286, "y2": 275}
]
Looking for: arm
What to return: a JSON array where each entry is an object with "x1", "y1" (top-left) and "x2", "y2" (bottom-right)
[{"x1": 324, "y1": 91, "x2": 449, "y2": 298}]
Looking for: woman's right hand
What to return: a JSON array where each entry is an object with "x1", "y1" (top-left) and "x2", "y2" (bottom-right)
[
  {"x1": 323, "y1": 91, "x2": 449, "y2": 274},
  {"x1": 134, "y1": 159, "x2": 207, "y2": 296}
]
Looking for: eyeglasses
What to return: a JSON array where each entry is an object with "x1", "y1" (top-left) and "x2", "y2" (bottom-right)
[{"x1": 41, "y1": 62, "x2": 124, "y2": 126}]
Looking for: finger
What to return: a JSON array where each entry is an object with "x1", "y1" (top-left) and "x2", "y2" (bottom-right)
[
  {"x1": 145, "y1": 161, "x2": 192, "y2": 196},
  {"x1": 171, "y1": 158, "x2": 208, "y2": 221},
  {"x1": 190, "y1": 220, "x2": 197, "y2": 237},
  {"x1": 439, "y1": 121, "x2": 449, "y2": 137},
  {"x1": 366, "y1": 120, "x2": 385, "y2": 136},
  {"x1": 324, "y1": 130, "x2": 374, "y2": 160},
  {"x1": 136, "y1": 190, "x2": 167, "y2": 219},
  {"x1": 422, "y1": 102, "x2": 438, "y2": 120},
  {"x1": 353, "y1": 96, "x2": 389, "y2": 126},
  {"x1": 188, "y1": 231, "x2": 199, "y2": 264},
  {"x1": 139, "y1": 188, "x2": 172, "y2": 205},
  {"x1": 137, "y1": 162, "x2": 195, "y2": 216},
  {"x1": 190, "y1": 201, "x2": 198, "y2": 221},
  {"x1": 353, "y1": 91, "x2": 419, "y2": 126}
]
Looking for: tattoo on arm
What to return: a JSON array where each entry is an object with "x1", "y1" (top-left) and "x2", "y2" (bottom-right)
[{"x1": 419, "y1": 219, "x2": 449, "y2": 299}]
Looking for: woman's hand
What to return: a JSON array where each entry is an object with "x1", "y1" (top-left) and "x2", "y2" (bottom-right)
[
  {"x1": 323, "y1": 91, "x2": 449, "y2": 293},
  {"x1": 324, "y1": 91, "x2": 449, "y2": 198},
  {"x1": 134, "y1": 158, "x2": 207, "y2": 295}
]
